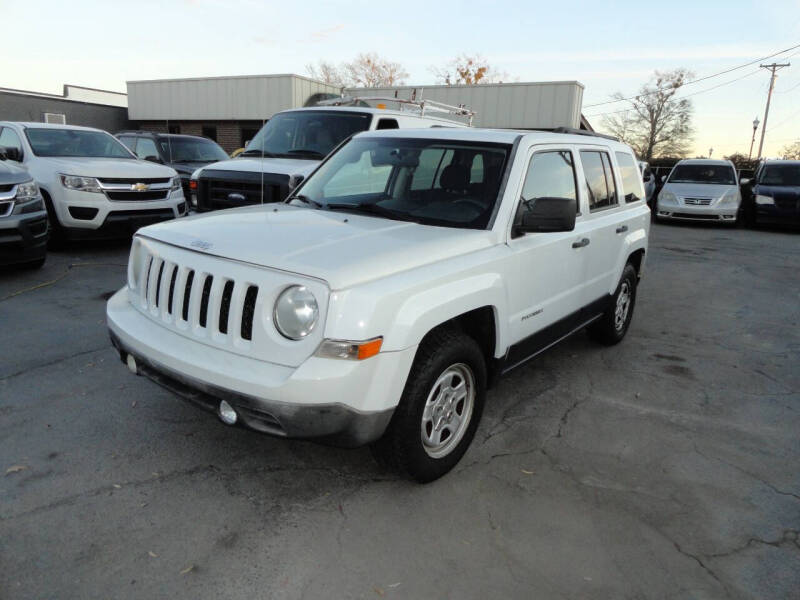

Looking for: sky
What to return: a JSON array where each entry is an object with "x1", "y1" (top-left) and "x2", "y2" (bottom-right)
[{"x1": 3, "y1": 0, "x2": 799, "y2": 158}]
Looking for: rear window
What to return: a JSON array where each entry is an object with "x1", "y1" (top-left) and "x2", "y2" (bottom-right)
[
  {"x1": 615, "y1": 152, "x2": 645, "y2": 203},
  {"x1": 668, "y1": 164, "x2": 736, "y2": 185}
]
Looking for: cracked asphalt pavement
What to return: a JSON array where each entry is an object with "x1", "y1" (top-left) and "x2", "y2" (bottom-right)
[{"x1": 1, "y1": 223, "x2": 799, "y2": 599}]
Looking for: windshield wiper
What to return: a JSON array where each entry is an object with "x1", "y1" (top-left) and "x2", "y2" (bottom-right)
[
  {"x1": 287, "y1": 194, "x2": 323, "y2": 209},
  {"x1": 286, "y1": 149, "x2": 325, "y2": 159},
  {"x1": 325, "y1": 202, "x2": 416, "y2": 222},
  {"x1": 240, "y1": 149, "x2": 277, "y2": 158}
]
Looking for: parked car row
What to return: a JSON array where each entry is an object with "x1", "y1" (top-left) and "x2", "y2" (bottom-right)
[{"x1": 650, "y1": 157, "x2": 800, "y2": 228}]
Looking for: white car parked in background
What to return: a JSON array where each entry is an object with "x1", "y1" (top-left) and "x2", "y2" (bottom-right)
[
  {"x1": 656, "y1": 159, "x2": 741, "y2": 224},
  {"x1": 190, "y1": 98, "x2": 472, "y2": 212},
  {"x1": 108, "y1": 128, "x2": 649, "y2": 482},
  {"x1": 0, "y1": 122, "x2": 187, "y2": 244}
]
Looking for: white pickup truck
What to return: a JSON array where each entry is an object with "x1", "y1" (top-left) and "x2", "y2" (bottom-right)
[
  {"x1": 107, "y1": 127, "x2": 650, "y2": 482},
  {"x1": 190, "y1": 99, "x2": 470, "y2": 212}
]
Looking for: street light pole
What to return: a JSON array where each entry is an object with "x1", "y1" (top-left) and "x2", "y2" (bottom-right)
[
  {"x1": 749, "y1": 117, "x2": 760, "y2": 160},
  {"x1": 757, "y1": 63, "x2": 790, "y2": 159}
]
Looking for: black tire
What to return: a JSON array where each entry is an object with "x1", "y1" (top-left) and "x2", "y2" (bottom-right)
[
  {"x1": 24, "y1": 256, "x2": 46, "y2": 270},
  {"x1": 41, "y1": 191, "x2": 67, "y2": 250},
  {"x1": 371, "y1": 327, "x2": 487, "y2": 483},
  {"x1": 587, "y1": 263, "x2": 638, "y2": 346}
]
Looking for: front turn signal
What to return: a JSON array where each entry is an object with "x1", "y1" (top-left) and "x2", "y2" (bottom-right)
[{"x1": 315, "y1": 337, "x2": 383, "y2": 361}]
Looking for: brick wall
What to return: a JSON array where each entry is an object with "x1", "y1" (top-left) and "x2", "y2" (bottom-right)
[{"x1": 132, "y1": 120, "x2": 262, "y2": 153}]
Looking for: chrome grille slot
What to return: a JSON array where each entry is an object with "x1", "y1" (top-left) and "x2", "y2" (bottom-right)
[
  {"x1": 154, "y1": 262, "x2": 166, "y2": 309},
  {"x1": 167, "y1": 267, "x2": 178, "y2": 315},
  {"x1": 182, "y1": 270, "x2": 194, "y2": 321},
  {"x1": 219, "y1": 280, "x2": 234, "y2": 334},
  {"x1": 241, "y1": 285, "x2": 258, "y2": 341},
  {"x1": 198, "y1": 275, "x2": 213, "y2": 328}
]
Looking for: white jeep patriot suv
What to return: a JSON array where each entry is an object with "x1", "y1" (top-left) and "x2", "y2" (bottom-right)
[{"x1": 107, "y1": 128, "x2": 650, "y2": 482}]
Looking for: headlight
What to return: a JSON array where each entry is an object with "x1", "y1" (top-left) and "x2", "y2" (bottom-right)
[
  {"x1": 273, "y1": 285, "x2": 318, "y2": 340},
  {"x1": 755, "y1": 194, "x2": 774, "y2": 205},
  {"x1": 719, "y1": 189, "x2": 739, "y2": 205},
  {"x1": 659, "y1": 190, "x2": 677, "y2": 204},
  {"x1": 171, "y1": 176, "x2": 181, "y2": 191},
  {"x1": 15, "y1": 180, "x2": 38, "y2": 201},
  {"x1": 60, "y1": 174, "x2": 101, "y2": 193}
]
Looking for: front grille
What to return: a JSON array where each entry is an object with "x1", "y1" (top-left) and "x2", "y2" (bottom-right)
[
  {"x1": 0, "y1": 201, "x2": 12, "y2": 218},
  {"x1": 98, "y1": 177, "x2": 171, "y2": 185},
  {"x1": 774, "y1": 198, "x2": 799, "y2": 210},
  {"x1": 106, "y1": 190, "x2": 170, "y2": 201},
  {"x1": 138, "y1": 251, "x2": 260, "y2": 343},
  {"x1": 673, "y1": 212, "x2": 720, "y2": 220},
  {"x1": 196, "y1": 169, "x2": 291, "y2": 212},
  {"x1": 0, "y1": 184, "x2": 13, "y2": 193},
  {"x1": 683, "y1": 197, "x2": 712, "y2": 205}
]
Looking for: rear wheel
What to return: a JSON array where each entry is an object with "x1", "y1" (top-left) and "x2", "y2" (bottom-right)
[
  {"x1": 587, "y1": 263, "x2": 638, "y2": 346},
  {"x1": 371, "y1": 327, "x2": 486, "y2": 483}
]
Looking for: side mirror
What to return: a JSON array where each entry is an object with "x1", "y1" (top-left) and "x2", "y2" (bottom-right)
[
  {"x1": 740, "y1": 178, "x2": 750, "y2": 186},
  {"x1": 2, "y1": 146, "x2": 22, "y2": 162},
  {"x1": 144, "y1": 155, "x2": 162, "y2": 164},
  {"x1": 516, "y1": 197, "x2": 576, "y2": 234},
  {"x1": 288, "y1": 174, "x2": 305, "y2": 190},
  {"x1": 660, "y1": 175, "x2": 667, "y2": 183},
  {"x1": 0, "y1": 147, "x2": 6, "y2": 160}
]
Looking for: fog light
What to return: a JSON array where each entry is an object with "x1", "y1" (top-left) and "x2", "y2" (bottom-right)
[
  {"x1": 126, "y1": 354, "x2": 138, "y2": 374},
  {"x1": 218, "y1": 400, "x2": 238, "y2": 425}
]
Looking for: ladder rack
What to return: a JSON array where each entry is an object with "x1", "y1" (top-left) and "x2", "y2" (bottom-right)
[{"x1": 316, "y1": 95, "x2": 476, "y2": 126}]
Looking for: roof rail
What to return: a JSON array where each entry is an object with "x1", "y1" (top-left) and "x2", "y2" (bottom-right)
[
  {"x1": 316, "y1": 95, "x2": 476, "y2": 126},
  {"x1": 538, "y1": 127, "x2": 619, "y2": 141}
]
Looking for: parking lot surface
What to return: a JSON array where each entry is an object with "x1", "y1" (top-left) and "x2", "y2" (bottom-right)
[{"x1": 1, "y1": 223, "x2": 798, "y2": 599}]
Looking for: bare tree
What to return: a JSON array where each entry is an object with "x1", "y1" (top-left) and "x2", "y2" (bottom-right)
[
  {"x1": 306, "y1": 53, "x2": 408, "y2": 88},
  {"x1": 601, "y1": 69, "x2": 695, "y2": 161},
  {"x1": 305, "y1": 61, "x2": 346, "y2": 87},
  {"x1": 432, "y1": 54, "x2": 509, "y2": 85},
  {"x1": 781, "y1": 140, "x2": 800, "y2": 160}
]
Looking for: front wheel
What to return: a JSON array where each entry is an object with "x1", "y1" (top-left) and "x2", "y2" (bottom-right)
[
  {"x1": 371, "y1": 328, "x2": 486, "y2": 483},
  {"x1": 587, "y1": 263, "x2": 638, "y2": 345}
]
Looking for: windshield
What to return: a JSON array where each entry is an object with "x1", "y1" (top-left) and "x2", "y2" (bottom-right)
[
  {"x1": 158, "y1": 137, "x2": 228, "y2": 163},
  {"x1": 26, "y1": 128, "x2": 134, "y2": 158},
  {"x1": 291, "y1": 137, "x2": 511, "y2": 229},
  {"x1": 244, "y1": 110, "x2": 372, "y2": 159},
  {"x1": 668, "y1": 164, "x2": 736, "y2": 185},
  {"x1": 760, "y1": 164, "x2": 800, "y2": 186}
]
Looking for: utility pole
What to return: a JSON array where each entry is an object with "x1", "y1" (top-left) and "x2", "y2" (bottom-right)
[{"x1": 756, "y1": 62, "x2": 790, "y2": 159}]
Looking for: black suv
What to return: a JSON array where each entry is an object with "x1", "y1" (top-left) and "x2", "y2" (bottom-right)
[
  {"x1": 742, "y1": 160, "x2": 800, "y2": 227},
  {"x1": 116, "y1": 132, "x2": 229, "y2": 200},
  {"x1": 0, "y1": 153, "x2": 48, "y2": 268}
]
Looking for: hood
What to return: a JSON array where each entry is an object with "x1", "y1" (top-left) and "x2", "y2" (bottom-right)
[
  {"x1": 755, "y1": 183, "x2": 800, "y2": 201},
  {"x1": 168, "y1": 161, "x2": 210, "y2": 177},
  {"x1": 37, "y1": 157, "x2": 177, "y2": 178},
  {"x1": 138, "y1": 205, "x2": 495, "y2": 290},
  {"x1": 197, "y1": 157, "x2": 320, "y2": 178},
  {"x1": 0, "y1": 160, "x2": 31, "y2": 185},
  {"x1": 663, "y1": 182, "x2": 736, "y2": 198}
]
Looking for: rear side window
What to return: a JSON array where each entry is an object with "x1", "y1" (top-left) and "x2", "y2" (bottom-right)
[
  {"x1": 376, "y1": 118, "x2": 399, "y2": 130},
  {"x1": 580, "y1": 150, "x2": 618, "y2": 211},
  {"x1": 519, "y1": 150, "x2": 578, "y2": 213},
  {"x1": 615, "y1": 151, "x2": 645, "y2": 203}
]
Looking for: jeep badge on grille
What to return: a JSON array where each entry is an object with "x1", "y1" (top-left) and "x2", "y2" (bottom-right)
[{"x1": 227, "y1": 193, "x2": 246, "y2": 202}]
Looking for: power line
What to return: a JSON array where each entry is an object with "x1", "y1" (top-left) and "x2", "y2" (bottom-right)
[
  {"x1": 583, "y1": 41, "x2": 800, "y2": 108},
  {"x1": 584, "y1": 68, "x2": 762, "y2": 118}
]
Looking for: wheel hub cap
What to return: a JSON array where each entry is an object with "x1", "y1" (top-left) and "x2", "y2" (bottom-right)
[
  {"x1": 421, "y1": 363, "x2": 476, "y2": 459},
  {"x1": 615, "y1": 281, "x2": 631, "y2": 331}
]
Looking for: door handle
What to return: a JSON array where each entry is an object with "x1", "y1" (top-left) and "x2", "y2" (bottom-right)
[
  {"x1": 616, "y1": 225, "x2": 628, "y2": 234},
  {"x1": 572, "y1": 238, "x2": 590, "y2": 249}
]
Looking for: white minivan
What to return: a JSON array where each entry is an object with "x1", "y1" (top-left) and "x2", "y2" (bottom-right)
[{"x1": 656, "y1": 159, "x2": 741, "y2": 224}]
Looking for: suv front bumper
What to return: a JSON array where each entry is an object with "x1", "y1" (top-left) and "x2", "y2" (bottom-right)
[
  {"x1": 106, "y1": 289, "x2": 415, "y2": 446},
  {"x1": 0, "y1": 209, "x2": 48, "y2": 266}
]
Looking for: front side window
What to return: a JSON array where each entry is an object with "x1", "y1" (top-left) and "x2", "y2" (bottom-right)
[
  {"x1": 158, "y1": 137, "x2": 228, "y2": 163},
  {"x1": 244, "y1": 111, "x2": 372, "y2": 160},
  {"x1": 615, "y1": 151, "x2": 645, "y2": 203},
  {"x1": 25, "y1": 128, "x2": 134, "y2": 158},
  {"x1": 668, "y1": 164, "x2": 736, "y2": 185},
  {"x1": 292, "y1": 137, "x2": 511, "y2": 229},
  {"x1": 519, "y1": 150, "x2": 578, "y2": 216},
  {"x1": 580, "y1": 150, "x2": 617, "y2": 211},
  {"x1": 0, "y1": 127, "x2": 24, "y2": 159},
  {"x1": 759, "y1": 164, "x2": 800, "y2": 186}
]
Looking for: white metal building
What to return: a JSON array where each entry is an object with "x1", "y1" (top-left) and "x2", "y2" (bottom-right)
[{"x1": 126, "y1": 74, "x2": 588, "y2": 152}]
